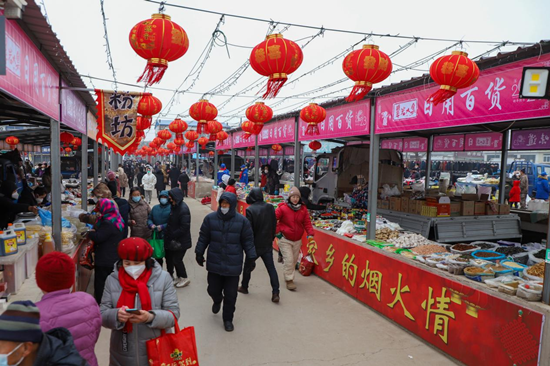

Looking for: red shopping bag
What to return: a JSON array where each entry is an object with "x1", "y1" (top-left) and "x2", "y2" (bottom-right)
[
  {"x1": 146, "y1": 312, "x2": 199, "y2": 366},
  {"x1": 299, "y1": 254, "x2": 314, "y2": 276}
]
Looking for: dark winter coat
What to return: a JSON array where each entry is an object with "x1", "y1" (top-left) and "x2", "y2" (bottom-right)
[
  {"x1": 245, "y1": 188, "x2": 276, "y2": 256},
  {"x1": 113, "y1": 197, "x2": 129, "y2": 238},
  {"x1": 275, "y1": 201, "x2": 314, "y2": 241},
  {"x1": 154, "y1": 170, "x2": 166, "y2": 191},
  {"x1": 298, "y1": 186, "x2": 326, "y2": 210},
  {"x1": 168, "y1": 167, "x2": 180, "y2": 188},
  {"x1": 196, "y1": 192, "x2": 256, "y2": 276},
  {"x1": 34, "y1": 327, "x2": 88, "y2": 365},
  {"x1": 536, "y1": 176, "x2": 550, "y2": 200},
  {"x1": 88, "y1": 220, "x2": 124, "y2": 268},
  {"x1": 0, "y1": 195, "x2": 31, "y2": 230},
  {"x1": 128, "y1": 199, "x2": 152, "y2": 240},
  {"x1": 164, "y1": 188, "x2": 192, "y2": 251},
  {"x1": 178, "y1": 172, "x2": 190, "y2": 187},
  {"x1": 509, "y1": 181, "x2": 521, "y2": 203}
]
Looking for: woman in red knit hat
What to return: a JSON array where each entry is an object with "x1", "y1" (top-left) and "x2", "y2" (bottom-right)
[{"x1": 100, "y1": 237, "x2": 180, "y2": 366}]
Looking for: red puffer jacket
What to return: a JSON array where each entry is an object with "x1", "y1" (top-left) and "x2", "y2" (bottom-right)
[
  {"x1": 509, "y1": 180, "x2": 521, "y2": 203},
  {"x1": 275, "y1": 202, "x2": 314, "y2": 241}
]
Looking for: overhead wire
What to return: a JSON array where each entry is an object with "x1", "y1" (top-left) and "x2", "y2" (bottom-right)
[{"x1": 99, "y1": 0, "x2": 118, "y2": 90}]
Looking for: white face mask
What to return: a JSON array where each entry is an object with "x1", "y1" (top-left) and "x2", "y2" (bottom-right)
[
  {"x1": 11, "y1": 192, "x2": 19, "y2": 200},
  {"x1": 0, "y1": 343, "x2": 24, "y2": 366},
  {"x1": 124, "y1": 264, "x2": 146, "y2": 280},
  {"x1": 36, "y1": 198, "x2": 44, "y2": 204},
  {"x1": 220, "y1": 207, "x2": 230, "y2": 215}
]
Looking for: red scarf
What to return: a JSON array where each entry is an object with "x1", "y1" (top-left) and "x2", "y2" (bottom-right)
[{"x1": 116, "y1": 267, "x2": 153, "y2": 333}]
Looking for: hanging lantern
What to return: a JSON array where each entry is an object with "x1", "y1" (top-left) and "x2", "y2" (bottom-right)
[
  {"x1": 249, "y1": 34, "x2": 304, "y2": 98},
  {"x1": 218, "y1": 150, "x2": 225, "y2": 155},
  {"x1": 342, "y1": 45, "x2": 392, "y2": 102},
  {"x1": 309, "y1": 140, "x2": 322, "y2": 152},
  {"x1": 216, "y1": 130, "x2": 228, "y2": 142},
  {"x1": 158, "y1": 129, "x2": 172, "y2": 141},
  {"x1": 137, "y1": 94, "x2": 162, "y2": 120},
  {"x1": 149, "y1": 141, "x2": 159, "y2": 149},
  {"x1": 185, "y1": 141, "x2": 195, "y2": 152},
  {"x1": 198, "y1": 137, "x2": 209, "y2": 149},
  {"x1": 65, "y1": 147, "x2": 72, "y2": 154},
  {"x1": 169, "y1": 118, "x2": 188, "y2": 139},
  {"x1": 241, "y1": 121, "x2": 255, "y2": 140},
  {"x1": 246, "y1": 146, "x2": 254, "y2": 152},
  {"x1": 300, "y1": 103, "x2": 326, "y2": 135},
  {"x1": 129, "y1": 13, "x2": 190, "y2": 85},
  {"x1": 185, "y1": 130, "x2": 199, "y2": 142},
  {"x1": 166, "y1": 142, "x2": 177, "y2": 151},
  {"x1": 174, "y1": 146, "x2": 181, "y2": 154},
  {"x1": 60, "y1": 132, "x2": 74, "y2": 147},
  {"x1": 153, "y1": 137, "x2": 165, "y2": 146},
  {"x1": 136, "y1": 130, "x2": 145, "y2": 140},
  {"x1": 246, "y1": 102, "x2": 273, "y2": 134},
  {"x1": 136, "y1": 116, "x2": 152, "y2": 131},
  {"x1": 207, "y1": 120, "x2": 223, "y2": 141},
  {"x1": 5, "y1": 136, "x2": 19, "y2": 149},
  {"x1": 174, "y1": 137, "x2": 185, "y2": 146},
  {"x1": 272, "y1": 144, "x2": 282, "y2": 153},
  {"x1": 427, "y1": 51, "x2": 480, "y2": 105},
  {"x1": 208, "y1": 151, "x2": 215, "y2": 157},
  {"x1": 71, "y1": 137, "x2": 82, "y2": 147},
  {"x1": 189, "y1": 100, "x2": 218, "y2": 134}
]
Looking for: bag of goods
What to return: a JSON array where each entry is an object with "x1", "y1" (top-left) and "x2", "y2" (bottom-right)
[
  {"x1": 396, "y1": 248, "x2": 415, "y2": 259},
  {"x1": 497, "y1": 240, "x2": 521, "y2": 247},
  {"x1": 375, "y1": 228, "x2": 399, "y2": 242},
  {"x1": 464, "y1": 266, "x2": 495, "y2": 282},
  {"x1": 412, "y1": 244, "x2": 448, "y2": 256},
  {"x1": 484, "y1": 263, "x2": 513, "y2": 277},
  {"x1": 523, "y1": 262, "x2": 545, "y2": 281},
  {"x1": 425, "y1": 256, "x2": 446, "y2": 268},
  {"x1": 484, "y1": 275, "x2": 524, "y2": 289},
  {"x1": 528, "y1": 249, "x2": 545, "y2": 266},
  {"x1": 501, "y1": 261, "x2": 528, "y2": 277},
  {"x1": 450, "y1": 243, "x2": 480, "y2": 255},
  {"x1": 470, "y1": 241, "x2": 500, "y2": 250},
  {"x1": 498, "y1": 281, "x2": 522, "y2": 296},
  {"x1": 447, "y1": 257, "x2": 470, "y2": 275},
  {"x1": 496, "y1": 247, "x2": 529, "y2": 265},
  {"x1": 471, "y1": 250, "x2": 506, "y2": 263},
  {"x1": 517, "y1": 282, "x2": 543, "y2": 301},
  {"x1": 390, "y1": 233, "x2": 432, "y2": 248}
]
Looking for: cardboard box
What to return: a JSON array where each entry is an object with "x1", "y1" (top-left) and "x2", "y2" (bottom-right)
[
  {"x1": 390, "y1": 197, "x2": 401, "y2": 211},
  {"x1": 462, "y1": 194, "x2": 478, "y2": 201},
  {"x1": 499, "y1": 203, "x2": 510, "y2": 215},
  {"x1": 486, "y1": 204, "x2": 498, "y2": 215},
  {"x1": 426, "y1": 196, "x2": 451, "y2": 217},
  {"x1": 378, "y1": 200, "x2": 390, "y2": 210},
  {"x1": 475, "y1": 202, "x2": 486, "y2": 216},
  {"x1": 413, "y1": 200, "x2": 425, "y2": 215},
  {"x1": 421, "y1": 206, "x2": 438, "y2": 217},
  {"x1": 408, "y1": 199, "x2": 417, "y2": 214},
  {"x1": 400, "y1": 197, "x2": 409, "y2": 213},
  {"x1": 479, "y1": 193, "x2": 490, "y2": 202},
  {"x1": 461, "y1": 201, "x2": 475, "y2": 216},
  {"x1": 450, "y1": 202, "x2": 462, "y2": 217}
]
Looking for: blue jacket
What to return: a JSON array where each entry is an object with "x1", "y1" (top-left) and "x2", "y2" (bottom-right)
[
  {"x1": 239, "y1": 168, "x2": 249, "y2": 184},
  {"x1": 196, "y1": 192, "x2": 256, "y2": 276},
  {"x1": 217, "y1": 169, "x2": 230, "y2": 185},
  {"x1": 535, "y1": 176, "x2": 550, "y2": 200},
  {"x1": 147, "y1": 190, "x2": 171, "y2": 239}
]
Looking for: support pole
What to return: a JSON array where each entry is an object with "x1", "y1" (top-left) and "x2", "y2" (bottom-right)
[
  {"x1": 544, "y1": 199, "x2": 550, "y2": 304},
  {"x1": 109, "y1": 149, "x2": 114, "y2": 172},
  {"x1": 101, "y1": 145, "x2": 106, "y2": 181},
  {"x1": 425, "y1": 136, "x2": 434, "y2": 192},
  {"x1": 214, "y1": 147, "x2": 219, "y2": 183},
  {"x1": 81, "y1": 134, "x2": 88, "y2": 210},
  {"x1": 230, "y1": 146, "x2": 236, "y2": 179},
  {"x1": 367, "y1": 100, "x2": 379, "y2": 240},
  {"x1": 293, "y1": 116, "x2": 300, "y2": 187},
  {"x1": 499, "y1": 130, "x2": 510, "y2": 204},
  {"x1": 254, "y1": 135, "x2": 260, "y2": 187},
  {"x1": 50, "y1": 119, "x2": 62, "y2": 251},
  {"x1": 195, "y1": 142, "x2": 200, "y2": 182},
  {"x1": 93, "y1": 140, "x2": 98, "y2": 187}
]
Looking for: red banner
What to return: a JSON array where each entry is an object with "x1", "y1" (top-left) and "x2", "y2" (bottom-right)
[
  {"x1": 303, "y1": 229, "x2": 544, "y2": 366},
  {"x1": 434, "y1": 135, "x2": 465, "y2": 152},
  {"x1": 258, "y1": 118, "x2": 295, "y2": 145}
]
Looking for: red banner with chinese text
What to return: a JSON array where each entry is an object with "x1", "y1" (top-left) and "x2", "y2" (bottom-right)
[
  {"x1": 303, "y1": 229, "x2": 544, "y2": 366},
  {"x1": 95, "y1": 90, "x2": 144, "y2": 155}
]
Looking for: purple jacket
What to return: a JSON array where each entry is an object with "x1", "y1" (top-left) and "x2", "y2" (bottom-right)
[{"x1": 36, "y1": 289, "x2": 101, "y2": 366}]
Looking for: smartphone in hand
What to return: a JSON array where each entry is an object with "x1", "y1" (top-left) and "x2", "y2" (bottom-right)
[{"x1": 125, "y1": 308, "x2": 141, "y2": 315}]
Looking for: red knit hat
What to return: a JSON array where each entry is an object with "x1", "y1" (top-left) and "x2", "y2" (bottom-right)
[
  {"x1": 36, "y1": 252, "x2": 75, "y2": 293},
  {"x1": 118, "y1": 237, "x2": 153, "y2": 262}
]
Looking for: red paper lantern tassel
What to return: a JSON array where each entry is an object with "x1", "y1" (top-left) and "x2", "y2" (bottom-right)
[
  {"x1": 137, "y1": 60, "x2": 168, "y2": 86},
  {"x1": 209, "y1": 133, "x2": 218, "y2": 141},
  {"x1": 306, "y1": 123, "x2": 320, "y2": 136},
  {"x1": 243, "y1": 133, "x2": 252, "y2": 141},
  {"x1": 427, "y1": 86, "x2": 457, "y2": 106},
  {"x1": 197, "y1": 122, "x2": 207, "y2": 134},
  {"x1": 263, "y1": 75, "x2": 288, "y2": 99},
  {"x1": 346, "y1": 81, "x2": 373, "y2": 102}
]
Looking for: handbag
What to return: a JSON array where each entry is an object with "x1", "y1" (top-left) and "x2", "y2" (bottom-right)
[
  {"x1": 79, "y1": 239, "x2": 95, "y2": 271},
  {"x1": 148, "y1": 231, "x2": 165, "y2": 259},
  {"x1": 146, "y1": 311, "x2": 199, "y2": 366},
  {"x1": 299, "y1": 254, "x2": 314, "y2": 276}
]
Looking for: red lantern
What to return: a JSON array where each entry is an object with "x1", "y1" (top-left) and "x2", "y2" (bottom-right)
[
  {"x1": 300, "y1": 103, "x2": 326, "y2": 135},
  {"x1": 241, "y1": 121, "x2": 255, "y2": 140},
  {"x1": 185, "y1": 141, "x2": 195, "y2": 152},
  {"x1": 272, "y1": 144, "x2": 282, "y2": 152},
  {"x1": 149, "y1": 141, "x2": 159, "y2": 149},
  {"x1": 166, "y1": 142, "x2": 177, "y2": 151},
  {"x1": 185, "y1": 130, "x2": 199, "y2": 142},
  {"x1": 158, "y1": 129, "x2": 172, "y2": 141},
  {"x1": 216, "y1": 130, "x2": 228, "y2": 142},
  {"x1": 5, "y1": 136, "x2": 19, "y2": 149},
  {"x1": 207, "y1": 120, "x2": 223, "y2": 141},
  {"x1": 136, "y1": 130, "x2": 145, "y2": 140},
  {"x1": 60, "y1": 132, "x2": 74, "y2": 146},
  {"x1": 189, "y1": 100, "x2": 218, "y2": 134},
  {"x1": 169, "y1": 118, "x2": 188, "y2": 136},
  {"x1": 153, "y1": 137, "x2": 165, "y2": 146},
  {"x1": 174, "y1": 137, "x2": 185, "y2": 146},
  {"x1": 129, "y1": 13, "x2": 190, "y2": 85},
  {"x1": 246, "y1": 146, "x2": 254, "y2": 152},
  {"x1": 250, "y1": 34, "x2": 304, "y2": 98},
  {"x1": 198, "y1": 137, "x2": 209, "y2": 149},
  {"x1": 136, "y1": 116, "x2": 152, "y2": 131},
  {"x1": 342, "y1": 44, "x2": 392, "y2": 102},
  {"x1": 137, "y1": 94, "x2": 162, "y2": 119},
  {"x1": 208, "y1": 151, "x2": 215, "y2": 157},
  {"x1": 218, "y1": 150, "x2": 225, "y2": 155},
  {"x1": 309, "y1": 140, "x2": 322, "y2": 152},
  {"x1": 246, "y1": 102, "x2": 273, "y2": 134},
  {"x1": 71, "y1": 137, "x2": 82, "y2": 147},
  {"x1": 427, "y1": 51, "x2": 480, "y2": 105},
  {"x1": 65, "y1": 147, "x2": 72, "y2": 153}
]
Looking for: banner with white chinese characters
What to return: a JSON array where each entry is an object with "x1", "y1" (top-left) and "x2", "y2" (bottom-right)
[
  {"x1": 376, "y1": 54, "x2": 550, "y2": 134},
  {"x1": 433, "y1": 135, "x2": 465, "y2": 152},
  {"x1": 464, "y1": 132, "x2": 502, "y2": 151},
  {"x1": 95, "y1": 90, "x2": 143, "y2": 155},
  {"x1": 258, "y1": 118, "x2": 295, "y2": 145},
  {"x1": 511, "y1": 128, "x2": 550, "y2": 150},
  {"x1": 381, "y1": 137, "x2": 427, "y2": 152}
]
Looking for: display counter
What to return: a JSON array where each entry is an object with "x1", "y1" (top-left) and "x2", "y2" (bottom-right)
[
  {"x1": 0, "y1": 237, "x2": 39, "y2": 295},
  {"x1": 301, "y1": 227, "x2": 549, "y2": 366}
]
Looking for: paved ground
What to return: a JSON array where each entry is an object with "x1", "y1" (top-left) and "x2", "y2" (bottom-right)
[{"x1": 12, "y1": 194, "x2": 460, "y2": 366}]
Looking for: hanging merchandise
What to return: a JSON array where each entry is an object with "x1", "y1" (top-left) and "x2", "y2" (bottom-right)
[
  {"x1": 246, "y1": 102, "x2": 273, "y2": 134},
  {"x1": 169, "y1": 118, "x2": 188, "y2": 140},
  {"x1": 185, "y1": 130, "x2": 199, "y2": 142},
  {"x1": 189, "y1": 100, "x2": 218, "y2": 134},
  {"x1": 427, "y1": 51, "x2": 480, "y2": 105},
  {"x1": 216, "y1": 130, "x2": 228, "y2": 142},
  {"x1": 300, "y1": 103, "x2": 326, "y2": 135},
  {"x1": 158, "y1": 129, "x2": 172, "y2": 141},
  {"x1": 198, "y1": 137, "x2": 209, "y2": 149},
  {"x1": 129, "y1": 13, "x2": 190, "y2": 85},
  {"x1": 137, "y1": 94, "x2": 162, "y2": 120},
  {"x1": 207, "y1": 120, "x2": 223, "y2": 141},
  {"x1": 342, "y1": 44, "x2": 392, "y2": 102},
  {"x1": 5, "y1": 136, "x2": 19, "y2": 149},
  {"x1": 309, "y1": 140, "x2": 322, "y2": 152},
  {"x1": 249, "y1": 34, "x2": 304, "y2": 98}
]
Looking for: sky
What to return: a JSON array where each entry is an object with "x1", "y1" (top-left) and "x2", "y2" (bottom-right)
[{"x1": 40, "y1": 0, "x2": 550, "y2": 131}]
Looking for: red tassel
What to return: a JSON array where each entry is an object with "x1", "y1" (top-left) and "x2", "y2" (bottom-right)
[
  {"x1": 261, "y1": 78, "x2": 287, "y2": 99},
  {"x1": 137, "y1": 63, "x2": 168, "y2": 86},
  {"x1": 243, "y1": 133, "x2": 251, "y2": 141},
  {"x1": 306, "y1": 124, "x2": 320, "y2": 136},
  {"x1": 345, "y1": 85, "x2": 372, "y2": 103},
  {"x1": 427, "y1": 89, "x2": 457, "y2": 106},
  {"x1": 209, "y1": 134, "x2": 217, "y2": 141},
  {"x1": 197, "y1": 122, "x2": 207, "y2": 134}
]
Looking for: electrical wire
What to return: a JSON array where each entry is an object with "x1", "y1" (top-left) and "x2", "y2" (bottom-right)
[{"x1": 99, "y1": 0, "x2": 118, "y2": 90}]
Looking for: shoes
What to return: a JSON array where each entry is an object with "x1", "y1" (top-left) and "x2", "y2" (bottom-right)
[
  {"x1": 286, "y1": 280, "x2": 297, "y2": 291},
  {"x1": 172, "y1": 277, "x2": 179, "y2": 286},
  {"x1": 212, "y1": 302, "x2": 222, "y2": 314},
  {"x1": 272, "y1": 292, "x2": 280, "y2": 303},
  {"x1": 224, "y1": 321, "x2": 234, "y2": 332},
  {"x1": 175, "y1": 278, "x2": 191, "y2": 288},
  {"x1": 237, "y1": 286, "x2": 249, "y2": 294}
]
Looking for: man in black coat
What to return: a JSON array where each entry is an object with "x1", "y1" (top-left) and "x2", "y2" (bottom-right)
[
  {"x1": 238, "y1": 188, "x2": 280, "y2": 302},
  {"x1": 0, "y1": 180, "x2": 38, "y2": 229},
  {"x1": 168, "y1": 165, "x2": 180, "y2": 189},
  {"x1": 178, "y1": 168, "x2": 190, "y2": 197},
  {"x1": 165, "y1": 188, "x2": 192, "y2": 288},
  {"x1": 196, "y1": 192, "x2": 256, "y2": 332}
]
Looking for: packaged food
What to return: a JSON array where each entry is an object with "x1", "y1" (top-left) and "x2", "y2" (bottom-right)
[
  {"x1": 471, "y1": 250, "x2": 506, "y2": 262},
  {"x1": 517, "y1": 282, "x2": 543, "y2": 301},
  {"x1": 498, "y1": 281, "x2": 521, "y2": 296},
  {"x1": 450, "y1": 244, "x2": 480, "y2": 255},
  {"x1": 464, "y1": 266, "x2": 495, "y2": 282}
]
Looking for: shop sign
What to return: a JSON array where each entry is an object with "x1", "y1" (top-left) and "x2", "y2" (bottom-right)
[
  {"x1": 233, "y1": 130, "x2": 255, "y2": 149},
  {"x1": 511, "y1": 128, "x2": 550, "y2": 150},
  {"x1": 376, "y1": 54, "x2": 550, "y2": 134},
  {"x1": 433, "y1": 135, "x2": 465, "y2": 152},
  {"x1": 86, "y1": 111, "x2": 98, "y2": 141},
  {"x1": 41, "y1": 146, "x2": 50, "y2": 153},
  {"x1": 381, "y1": 138, "x2": 403, "y2": 151},
  {"x1": 403, "y1": 137, "x2": 427, "y2": 152},
  {"x1": 61, "y1": 80, "x2": 86, "y2": 134},
  {"x1": 283, "y1": 146, "x2": 294, "y2": 155},
  {"x1": 258, "y1": 118, "x2": 294, "y2": 145},
  {"x1": 0, "y1": 12, "x2": 59, "y2": 120},
  {"x1": 464, "y1": 132, "x2": 502, "y2": 151},
  {"x1": 299, "y1": 100, "x2": 370, "y2": 141},
  {"x1": 304, "y1": 229, "x2": 544, "y2": 366}
]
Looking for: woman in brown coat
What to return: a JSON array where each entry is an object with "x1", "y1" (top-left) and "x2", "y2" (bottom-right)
[{"x1": 128, "y1": 187, "x2": 152, "y2": 240}]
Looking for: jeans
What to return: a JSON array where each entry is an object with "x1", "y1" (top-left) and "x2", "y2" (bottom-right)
[
  {"x1": 94, "y1": 266, "x2": 114, "y2": 304},
  {"x1": 241, "y1": 250, "x2": 280, "y2": 293},
  {"x1": 207, "y1": 272, "x2": 239, "y2": 322},
  {"x1": 166, "y1": 249, "x2": 188, "y2": 279},
  {"x1": 144, "y1": 190, "x2": 153, "y2": 203}
]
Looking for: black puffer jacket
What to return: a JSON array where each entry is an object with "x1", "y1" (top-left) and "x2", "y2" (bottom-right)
[
  {"x1": 245, "y1": 188, "x2": 276, "y2": 256},
  {"x1": 196, "y1": 192, "x2": 256, "y2": 276},
  {"x1": 88, "y1": 220, "x2": 124, "y2": 268},
  {"x1": 113, "y1": 197, "x2": 129, "y2": 238},
  {"x1": 34, "y1": 327, "x2": 88, "y2": 365},
  {"x1": 164, "y1": 188, "x2": 192, "y2": 251}
]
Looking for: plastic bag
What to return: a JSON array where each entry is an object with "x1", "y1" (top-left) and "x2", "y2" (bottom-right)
[
  {"x1": 464, "y1": 185, "x2": 477, "y2": 194},
  {"x1": 477, "y1": 185, "x2": 492, "y2": 198},
  {"x1": 38, "y1": 208, "x2": 72, "y2": 228},
  {"x1": 336, "y1": 220, "x2": 355, "y2": 235},
  {"x1": 412, "y1": 182, "x2": 425, "y2": 193}
]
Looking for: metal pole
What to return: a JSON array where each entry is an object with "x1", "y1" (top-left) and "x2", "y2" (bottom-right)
[
  {"x1": 214, "y1": 147, "x2": 219, "y2": 183},
  {"x1": 101, "y1": 145, "x2": 106, "y2": 181},
  {"x1": 109, "y1": 148, "x2": 114, "y2": 172},
  {"x1": 50, "y1": 119, "x2": 62, "y2": 251},
  {"x1": 195, "y1": 142, "x2": 200, "y2": 182},
  {"x1": 81, "y1": 134, "x2": 88, "y2": 210},
  {"x1": 543, "y1": 201, "x2": 550, "y2": 304},
  {"x1": 293, "y1": 116, "x2": 300, "y2": 187},
  {"x1": 254, "y1": 134, "x2": 260, "y2": 187},
  {"x1": 498, "y1": 130, "x2": 510, "y2": 204},
  {"x1": 367, "y1": 99, "x2": 379, "y2": 240},
  {"x1": 93, "y1": 140, "x2": 98, "y2": 187},
  {"x1": 230, "y1": 141, "x2": 236, "y2": 178},
  {"x1": 425, "y1": 136, "x2": 433, "y2": 192}
]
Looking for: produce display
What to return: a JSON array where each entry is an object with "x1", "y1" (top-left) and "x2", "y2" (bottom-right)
[
  {"x1": 412, "y1": 244, "x2": 447, "y2": 256},
  {"x1": 391, "y1": 233, "x2": 434, "y2": 248},
  {"x1": 527, "y1": 262, "x2": 545, "y2": 278},
  {"x1": 375, "y1": 228, "x2": 399, "y2": 241}
]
